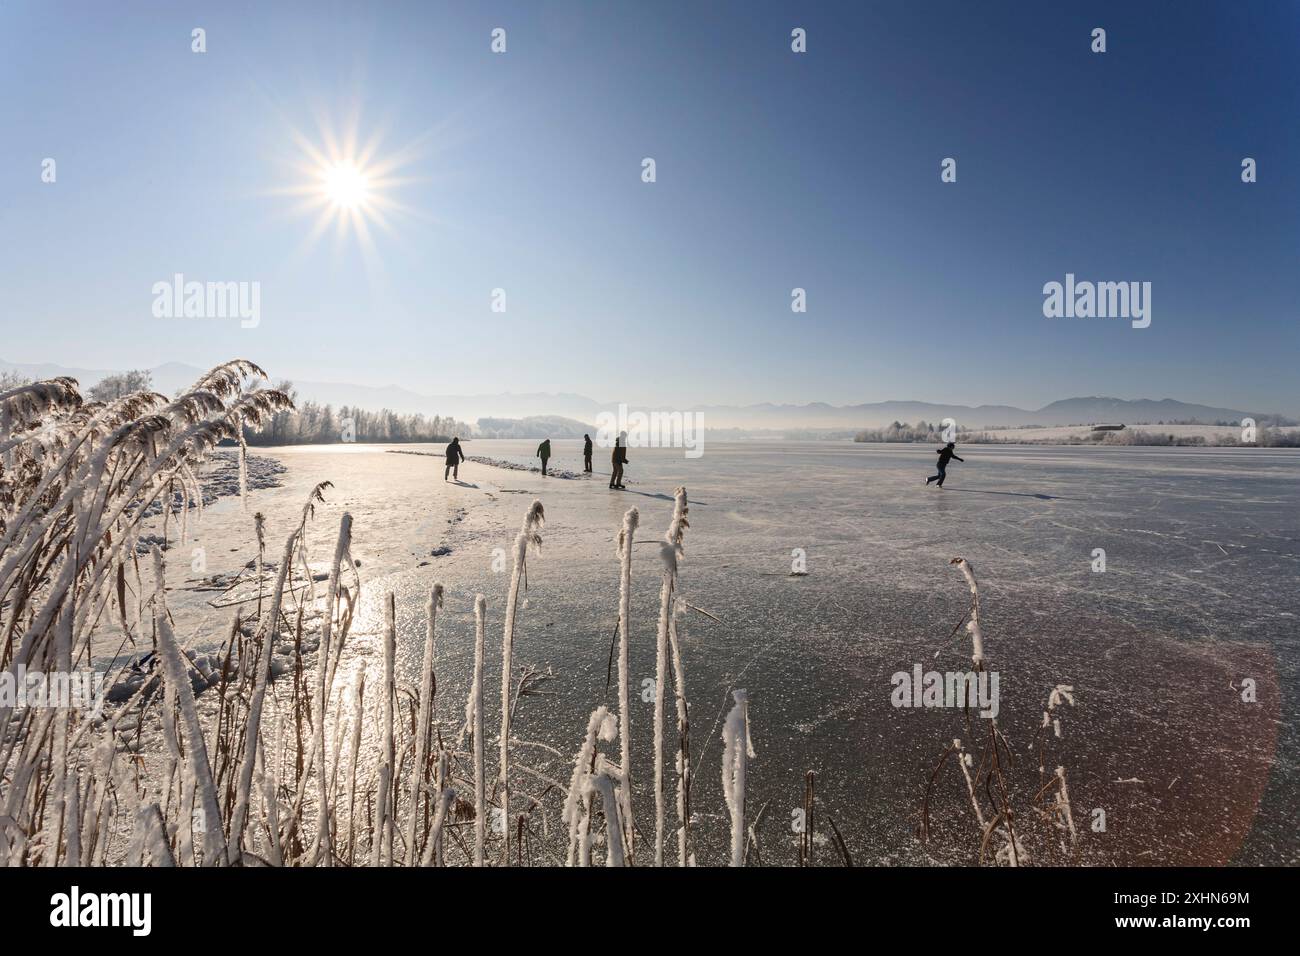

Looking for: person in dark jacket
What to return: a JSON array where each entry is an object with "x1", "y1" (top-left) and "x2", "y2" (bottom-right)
[
  {"x1": 583, "y1": 434, "x2": 593, "y2": 473},
  {"x1": 926, "y1": 442, "x2": 964, "y2": 488},
  {"x1": 609, "y1": 432, "x2": 628, "y2": 488},
  {"x1": 444, "y1": 437, "x2": 466, "y2": 481},
  {"x1": 536, "y1": 439, "x2": 552, "y2": 476}
]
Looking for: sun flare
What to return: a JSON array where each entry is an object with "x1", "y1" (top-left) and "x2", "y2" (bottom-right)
[
  {"x1": 320, "y1": 162, "x2": 371, "y2": 210},
  {"x1": 271, "y1": 109, "x2": 429, "y2": 263}
]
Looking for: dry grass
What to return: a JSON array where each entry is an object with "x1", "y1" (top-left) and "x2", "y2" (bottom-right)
[{"x1": 917, "y1": 558, "x2": 1083, "y2": 866}]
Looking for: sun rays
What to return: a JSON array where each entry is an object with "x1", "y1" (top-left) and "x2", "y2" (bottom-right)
[{"x1": 269, "y1": 105, "x2": 428, "y2": 269}]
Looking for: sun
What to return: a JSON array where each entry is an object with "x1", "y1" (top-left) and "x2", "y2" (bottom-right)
[
  {"x1": 320, "y1": 162, "x2": 371, "y2": 210},
  {"x1": 269, "y1": 107, "x2": 431, "y2": 263}
]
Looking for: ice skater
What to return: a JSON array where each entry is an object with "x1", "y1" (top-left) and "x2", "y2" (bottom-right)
[
  {"x1": 926, "y1": 442, "x2": 964, "y2": 488},
  {"x1": 444, "y1": 436, "x2": 465, "y2": 481},
  {"x1": 583, "y1": 433, "x2": 593, "y2": 473},
  {"x1": 536, "y1": 438, "x2": 552, "y2": 476},
  {"x1": 610, "y1": 432, "x2": 628, "y2": 488}
]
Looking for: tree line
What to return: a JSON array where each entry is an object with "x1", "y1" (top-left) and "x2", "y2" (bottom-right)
[
  {"x1": 247, "y1": 381, "x2": 473, "y2": 445},
  {"x1": 854, "y1": 421, "x2": 959, "y2": 443},
  {"x1": 1, "y1": 369, "x2": 472, "y2": 445}
]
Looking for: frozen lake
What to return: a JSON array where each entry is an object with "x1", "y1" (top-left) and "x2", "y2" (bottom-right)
[{"x1": 314, "y1": 440, "x2": 1298, "y2": 866}]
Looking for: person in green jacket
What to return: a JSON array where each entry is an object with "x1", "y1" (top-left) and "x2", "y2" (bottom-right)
[{"x1": 536, "y1": 438, "x2": 552, "y2": 476}]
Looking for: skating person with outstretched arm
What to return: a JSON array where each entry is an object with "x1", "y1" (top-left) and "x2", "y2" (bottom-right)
[
  {"x1": 926, "y1": 441, "x2": 964, "y2": 488},
  {"x1": 444, "y1": 436, "x2": 465, "y2": 481}
]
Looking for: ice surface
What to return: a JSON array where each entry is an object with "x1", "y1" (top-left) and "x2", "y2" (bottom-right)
[{"x1": 205, "y1": 440, "x2": 1300, "y2": 865}]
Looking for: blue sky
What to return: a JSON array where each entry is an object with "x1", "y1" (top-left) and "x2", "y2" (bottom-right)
[{"x1": 2, "y1": 0, "x2": 1297, "y2": 413}]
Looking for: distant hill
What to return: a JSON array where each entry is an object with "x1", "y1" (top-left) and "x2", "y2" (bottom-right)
[
  {"x1": 694, "y1": 396, "x2": 1263, "y2": 430},
  {"x1": 1031, "y1": 397, "x2": 1254, "y2": 426},
  {"x1": 1, "y1": 357, "x2": 1277, "y2": 432}
]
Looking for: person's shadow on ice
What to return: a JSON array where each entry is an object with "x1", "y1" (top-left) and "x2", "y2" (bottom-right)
[{"x1": 947, "y1": 489, "x2": 1066, "y2": 501}]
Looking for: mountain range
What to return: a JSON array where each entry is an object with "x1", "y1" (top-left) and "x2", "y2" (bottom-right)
[{"x1": 0, "y1": 358, "x2": 1269, "y2": 431}]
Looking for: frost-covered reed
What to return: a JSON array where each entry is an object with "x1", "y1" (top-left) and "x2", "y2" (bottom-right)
[
  {"x1": 948, "y1": 557, "x2": 985, "y2": 670},
  {"x1": 371, "y1": 593, "x2": 397, "y2": 866},
  {"x1": 420, "y1": 750, "x2": 455, "y2": 867},
  {"x1": 0, "y1": 361, "x2": 295, "y2": 867},
  {"x1": 922, "y1": 557, "x2": 1086, "y2": 867},
  {"x1": 156, "y1": 606, "x2": 226, "y2": 865},
  {"x1": 653, "y1": 487, "x2": 689, "y2": 866},
  {"x1": 314, "y1": 512, "x2": 354, "y2": 866},
  {"x1": 615, "y1": 506, "x2": 639, "y2": 860},
  {"x1": 668, "y1": 598, "x2": 693, "y2": 866},
  {"x1": 499, "y1": 501, "x2": 543, "y2": 865},
  {"x1": 721, "y1": 689, "x2": 754, "y2": 867},
  {"x1": 563, "y1": 705, "x2": 616, "y2": 866},
  {"x1": 407, "y1": 583, "x2": 443, "y2": 865},
  {"x1": 0, "y1": 366, "x2": 762, "y2": 868},
  {"x1": 588, "y1": 765, "x2": 626, "y2": 867},
  {"x1": 469, "y1": 593, "x2": 488, "y2": 866}
]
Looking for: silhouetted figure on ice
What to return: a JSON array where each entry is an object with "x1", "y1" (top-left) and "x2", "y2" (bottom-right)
[
  {"x1": 926, "y1": 442, "x2": 964, "y2": 488},
  {"x1": 610, "y1": 432, "x2": 628, "y2": 488},
  {"x1": 445, "y1": 437, "x2": 465, "y2": 481},
  {"x1": 536, "y1": 438, "x2": 552, "y2": 476},
  {"x1": 583, "y1": 434, "x2": 593, "y2": 473}
]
